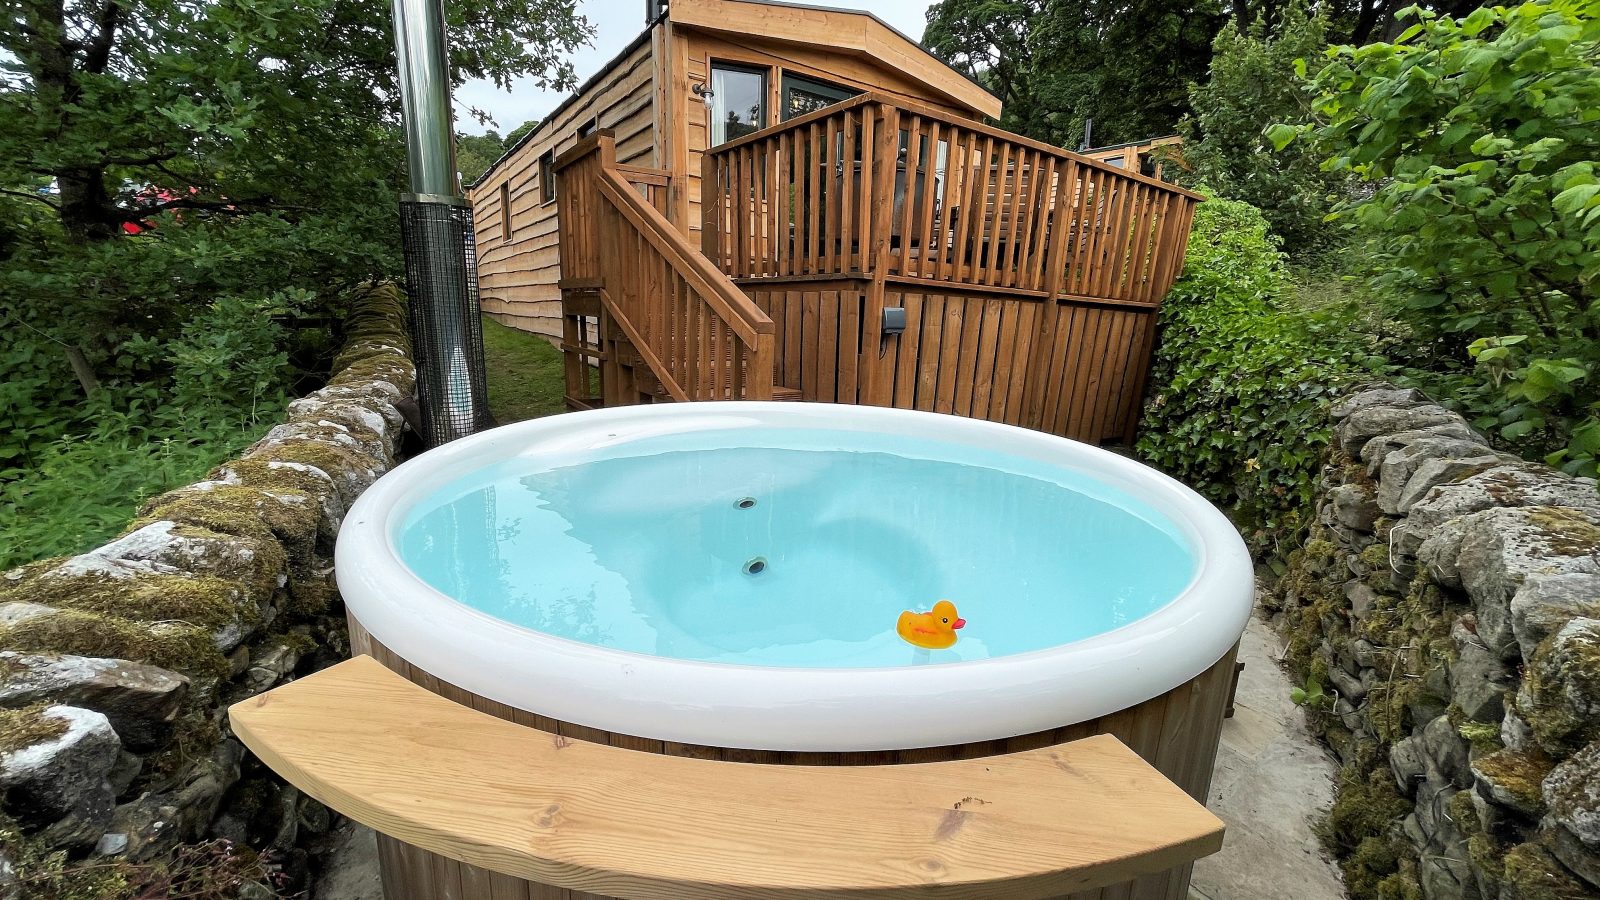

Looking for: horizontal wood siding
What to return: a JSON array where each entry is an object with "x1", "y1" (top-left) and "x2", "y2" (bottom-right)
[{"x1": 468, "y1": 37, "x2": 659, "y2": 343}]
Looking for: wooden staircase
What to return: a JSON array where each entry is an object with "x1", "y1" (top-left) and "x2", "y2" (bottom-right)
[{"x1": 554, "y1": 131, "x2": 782, "y2": 412}]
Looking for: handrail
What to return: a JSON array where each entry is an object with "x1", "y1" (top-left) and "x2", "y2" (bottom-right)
[
  {"x1": 595, "y1": 168, "x2": 772, "y2": 346},
  {"x1": 703, "y1": 95, "x2": 1201, "y2": 306},
  {"x1": 556, "y1": 130, "x2": 775, "y2": 404},
  {"x1": 710, "y1": 92, "x2": 1204, "y2": 200}
]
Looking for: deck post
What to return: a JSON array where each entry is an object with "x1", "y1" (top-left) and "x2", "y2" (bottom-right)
[{"x1": 859, "y1": 102, "x2": 901, "y2": 409}]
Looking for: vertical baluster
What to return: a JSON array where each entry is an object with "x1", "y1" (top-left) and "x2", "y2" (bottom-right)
[
  {"x1": 840, "y1": 111, "x2": 857, "y2": 273},
  {"x1": 935, "y1": 128, "x2": 968, "y2": 284},
  {"x1": 914, "y1": 121, "x2": 941, "y2": 280},
  {"x1": 855, "y1": 108, "x2": 876, "y2": 273},
  {"x1": 896, "y1": 116, "x2": 922, "y2": 278},
  {"x1": 806, "y1": 121, "x2": 823, "y2": 275},
  {"x1": 823, "y1": 114, "x2": 840, "y2": 274}
]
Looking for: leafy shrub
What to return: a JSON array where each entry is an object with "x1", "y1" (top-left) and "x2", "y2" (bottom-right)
[
  {"x1": 1275, "y1": 0, "x2": 1600, "y2": 474},
  {"x1": 0, "y1": 290, "x2": 303, "y2": 569},
  {"x1": 1137, "y1": 194, "x2": 1386, "y2": 556}
]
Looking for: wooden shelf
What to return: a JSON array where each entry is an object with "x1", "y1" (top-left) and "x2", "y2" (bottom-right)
[{"x1": 230, "y1": 656, "x2": 1225, "y2": 900}]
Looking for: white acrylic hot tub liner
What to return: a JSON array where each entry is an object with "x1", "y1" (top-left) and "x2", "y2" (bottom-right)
[{"x1": 336, "y1": 402, "x2": 1254, "y2": 752}]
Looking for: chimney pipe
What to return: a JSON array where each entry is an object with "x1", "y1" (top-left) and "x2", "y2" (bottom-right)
[{"x1": 390, "y1": 0, "x2": 493, "y2": 446}]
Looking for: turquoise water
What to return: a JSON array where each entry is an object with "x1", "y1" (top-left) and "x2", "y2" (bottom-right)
[{"x1": 396, "y1": 427, "x2": 1197, "y2": 667}]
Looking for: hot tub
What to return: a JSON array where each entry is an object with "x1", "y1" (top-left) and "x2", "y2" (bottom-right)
[{"x1": 335, "y1": 402, "x2": 1253, "y2": 899}]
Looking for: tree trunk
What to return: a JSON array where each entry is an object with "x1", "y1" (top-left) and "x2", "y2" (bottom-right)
[{"x1": 63, "y1": 345, "x2": 101, "y2": 398}]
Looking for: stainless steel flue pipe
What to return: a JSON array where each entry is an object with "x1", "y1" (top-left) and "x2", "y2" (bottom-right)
[{"x1": 390, "y1": 0, "x2": 492, "y2": 445}]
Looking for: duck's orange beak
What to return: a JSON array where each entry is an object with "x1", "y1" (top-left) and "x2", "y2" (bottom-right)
[{"x1": 952, "y1": 618, "x2": 966, "y2": 629}]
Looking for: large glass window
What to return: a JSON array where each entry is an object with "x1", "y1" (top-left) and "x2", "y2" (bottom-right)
[
  {"x1": 710, "y1": 64, "x2": 766, "y2": 146},
  {"x1": 781, "y1": 73, "x2": 858, "y2": 120}
]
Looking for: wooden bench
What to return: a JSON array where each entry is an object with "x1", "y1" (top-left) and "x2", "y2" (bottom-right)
[{"x1": 229, "y1": 656, "x2": 1225, "y2": 900}]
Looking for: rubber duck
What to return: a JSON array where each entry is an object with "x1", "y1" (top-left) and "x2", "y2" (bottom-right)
[{"x1": 897, "y1": 600, "x2": 966, "y2": 650}]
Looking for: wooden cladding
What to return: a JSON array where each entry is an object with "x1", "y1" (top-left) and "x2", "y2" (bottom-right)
[
  {"x1": 703, "y1": 94, "x2": 1200, "y2": 308},
  {"x1": 559, "y1": 133, "x2": 775, "y2": 404},
  {"x1": 745, "y1": 284, "x2": 1156, "y2": 444}
]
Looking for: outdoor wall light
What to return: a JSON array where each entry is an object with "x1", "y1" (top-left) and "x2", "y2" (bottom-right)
[
  {"x1": 881, "y1": 307, "x2": 907, "y2": 335},
  {"x1": 692, "y1": 82, "x2": 715, "y2": 106}
]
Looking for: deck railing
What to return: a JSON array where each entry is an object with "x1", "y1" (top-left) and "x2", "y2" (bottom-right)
[
  {"x1": 557, "y1": 133, "x2": 774, "y2": 403},
  {"x1": 703, "y1": 94, "x2": 1201, "y2": 306}
]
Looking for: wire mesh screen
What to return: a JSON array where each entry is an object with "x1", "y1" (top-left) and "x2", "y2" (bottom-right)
[{"x1": 399, "y1": 198, "x2": 493, "y2": 446}]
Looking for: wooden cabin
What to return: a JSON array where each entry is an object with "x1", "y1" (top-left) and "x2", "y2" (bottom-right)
[
  {"x1": 467, "y1": 0, "x2": 1202, "y2": 446},
  {"x1": 467, "y1": 0, "x2": 997, "y2": 338},
  {"x1": 1082, "y1": 134, "x2": 1186, "y2": 181}
]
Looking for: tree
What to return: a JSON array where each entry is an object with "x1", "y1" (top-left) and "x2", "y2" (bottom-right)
[
  {"x1": 457, "y1": 130, "x2": 507, "y2": 184},
  {"x1": 0, "y1": 0, "x2": 588, "y2": 397},
  {"x1": 925, "y1": 0, "x2": 1227, "y2": 147},
  {"x1": 923, "y1": 0, "x2": 1489, "y2": 148},
  {"x1": 1180, "y1": 4, "x2": 1345, "y2": 253},
  {"x1": 1279, "y1": 0, "x2": 1600, "y2": 471}
]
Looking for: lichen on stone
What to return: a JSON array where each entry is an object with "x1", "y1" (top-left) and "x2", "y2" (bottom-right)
[{"x1": 1473, "y1": 748, "x2": 1556, "y2": 816}]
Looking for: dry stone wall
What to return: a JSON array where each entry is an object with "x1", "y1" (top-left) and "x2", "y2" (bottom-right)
[
  {"x1": 1277, "y1": 385, "x2": 1600, "y2": 900},
  {"x1": 0, "y1": 283, "x2": 414, "y2": 896}
]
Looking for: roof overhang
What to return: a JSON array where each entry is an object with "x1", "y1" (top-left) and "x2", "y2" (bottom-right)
[{"x1": 667, "y1": 0, "x2": 1003, "y2": 120}]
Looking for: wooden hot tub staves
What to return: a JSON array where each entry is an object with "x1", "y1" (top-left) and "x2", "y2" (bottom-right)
[
  {"x1": 336, "y1": 614, "x2": 1238, "y2": 900},
  {"x1": 229, "y1": 655, "x2": 1228, "y2": 900}
]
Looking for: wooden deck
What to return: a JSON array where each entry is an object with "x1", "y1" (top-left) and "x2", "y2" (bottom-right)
[{"x1": 555, "y1": 98, "x2": 1199, "y2": 443}]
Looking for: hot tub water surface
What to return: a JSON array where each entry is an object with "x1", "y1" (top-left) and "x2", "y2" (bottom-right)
[{"x1": 397, "y1": 428, "x2": 1197, "y2": 668}]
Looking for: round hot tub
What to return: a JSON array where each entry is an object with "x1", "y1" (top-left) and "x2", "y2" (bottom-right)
[{"x1": 335, "y1": 402, "x2": 1253, "y2": 899}]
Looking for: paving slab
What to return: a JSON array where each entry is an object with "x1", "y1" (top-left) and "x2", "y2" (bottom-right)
[{"x1": 1190, "y1": 612, "x2": 1347, "y2": 900}]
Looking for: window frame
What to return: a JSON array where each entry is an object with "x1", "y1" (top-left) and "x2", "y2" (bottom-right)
[
  {"x1": 779, "y1": 72, "x2": 859, "y2": 121},
  {"x1": 707, "y1": 60, "x2": 770, "y2": 148},
  {"x1": 498, "y1": 181, "x2": 512, "y2": 241},
  {"x1": 538, "y1": 149, "x2": 556, "y2": 205}
]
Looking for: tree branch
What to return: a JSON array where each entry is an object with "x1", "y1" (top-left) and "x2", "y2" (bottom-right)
[{"x1": 0, "y1": 187, "x2": 61, "y2": 209}]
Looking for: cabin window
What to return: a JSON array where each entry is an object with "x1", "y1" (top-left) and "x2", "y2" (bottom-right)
[
  {"x1": 577, "y1": 118, "x2": 597, "y2": 138},
  {"x1": 709, "y1": 63, "x2": 766, "y2": 146},
  {"x1": 498, "y1": 182, "x2": 512, "y2": 241},
  {"x1": 781, "y1": 73, "x2": 858, "y2": 120},
  {"x1": 539, "y1": 150, "x2": 556, "y2": 204}
]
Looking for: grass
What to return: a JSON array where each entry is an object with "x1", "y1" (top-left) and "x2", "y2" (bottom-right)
[{"x1": 481, "y1": 315, "x2": 568, "y2": 424}]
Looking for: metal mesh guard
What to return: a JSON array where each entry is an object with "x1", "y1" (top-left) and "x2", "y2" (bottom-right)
[{"x1": 399, "y1": 199, "x2": 493, "y2": 446}]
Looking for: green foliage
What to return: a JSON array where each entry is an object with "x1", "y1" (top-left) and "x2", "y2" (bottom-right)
[
  {"x1": 1137, "y1": 194, "x2": 1387, "y2": 555},
  {"x1": 924, "y1": 0, "x2": 1226, "y2": 146},
  {"x1": 1290, "y1": 673, "x2": 1333, "y2": 708},
  {"x1": 457, "y1": 130, "x2": 508, "y2": 185},
  {"x1": 1284, "y1": 0, "x2": 1600, "y2": 474},
  {"x1": 0, "y1": 293, "x2": 301, "y2": 568},
  {"x1": 1181, "y1": 4, "x2": 1347, "y2": 254}
]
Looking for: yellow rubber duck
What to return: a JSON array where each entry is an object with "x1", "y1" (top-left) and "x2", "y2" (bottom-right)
[{"x1": 897, "y1": 600, "x2": 966, "y2": 650}]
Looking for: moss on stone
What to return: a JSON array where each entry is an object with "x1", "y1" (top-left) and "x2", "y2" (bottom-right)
[
  {"x1": 0, "y1": 703, "x2": 68, "y2": 755},
  {"x1": 1323, "y1": 765, "x2": 1413, "y2": 857},
  {"x1": 1523, "y1": 622, "x2": 1600, "y2": 753},
  {"x1": 1360, "y1": 542, "x2": 1393, "y2": 570},
  {"x1": 3, "y1": 570, "x2": 255, "y2": 633},
  {"x1": 1474, "y1": 748, "x2": 1555, "y2": 815},
  {"x1": 138, "y1": 484, "x2": 320, "y2": 561},
  {"x1": 1343, "y1": 835, "x2": 1408, "y2": 900},
  {"x1": 214, "y1": 457, "x2": 339, "y2": 510},
  {"x1": 1305, "y1": 538, "x2": 1338, "y2": 563},
  {"x1": 1457, "y1": 719, "x2": 1503, "y2": 752},
  {"x1": 0, "y1": 610, "x2": 226, "y2": 679},
  {"x1": 1374, "y1": 860, "x2": 1425, "y2": 900},
  {"x1": 1500, "y1": 841, "x2": 1592, "y2": 900}
]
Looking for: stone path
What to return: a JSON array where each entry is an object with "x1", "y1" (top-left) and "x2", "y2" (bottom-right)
[
  {"x1": 313, "y1": 613, "x2": 1348, "y2": 900},
  {"x1": 1189, "y1": 612, "x2": 1347, "y2": 900}
]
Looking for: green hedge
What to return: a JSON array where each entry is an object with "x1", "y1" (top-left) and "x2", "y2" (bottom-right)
[{"x1": 1136, "y1": 194, "x2": 1385, "y2": 557}]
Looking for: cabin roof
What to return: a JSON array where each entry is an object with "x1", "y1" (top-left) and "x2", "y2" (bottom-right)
[{"x1": 468, "y1": 0, "x2": 1001, "y2": 189}]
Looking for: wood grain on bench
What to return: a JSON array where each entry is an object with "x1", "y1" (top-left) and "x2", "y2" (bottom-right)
[{"x1": 229, "y1": 656, "x2": 1225, "y2": 900}]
